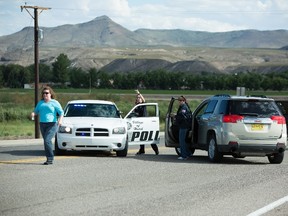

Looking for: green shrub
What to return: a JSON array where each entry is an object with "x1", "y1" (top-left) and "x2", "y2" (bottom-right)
[{"x1": 0, "y1": 105, "x2": 31, "y2": 122}]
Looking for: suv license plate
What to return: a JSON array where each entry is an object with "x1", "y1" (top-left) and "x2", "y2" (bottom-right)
[{"x1": 251, "y1": 124, "x2": 264, "y2": 131}]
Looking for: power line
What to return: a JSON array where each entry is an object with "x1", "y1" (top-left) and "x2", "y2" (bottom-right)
[{"x1": 49, "y1": 6, "x2": 288, "y2": 14}]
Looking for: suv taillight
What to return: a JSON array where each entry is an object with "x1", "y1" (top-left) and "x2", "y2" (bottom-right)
[
  {"x1": 271, "y1": 116, "x2": 286, "y2": 124},
  {"x1": 223, "y1": 115, "x2": 244, "y2": 123}
]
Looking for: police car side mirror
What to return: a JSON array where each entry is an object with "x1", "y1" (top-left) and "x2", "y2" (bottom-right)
[{"x1": 116, "y1": 110, "x2": 123, "y2": 117}]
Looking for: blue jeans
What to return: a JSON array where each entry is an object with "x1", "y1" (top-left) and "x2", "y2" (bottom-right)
[
  {"x1": 179, "y1": 128, "x2": 190, "y2": 158},
  {"x1": 40, "y1": 122, "x2": 58, "y2": 162}
]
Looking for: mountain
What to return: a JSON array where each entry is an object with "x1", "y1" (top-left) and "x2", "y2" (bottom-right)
[
  {"x1": 1, "y1": 16, "x2": 288, "y2": 50},
  {"x1": 0, "y1": 16, "x2": 147, "y2": 51},
  {"x1": 101, "y1": 59, "x2": 221, "y2": 74},
  {"x1": 101, "y1": 59, "x2": 171, "y2": 73},
  {"x1": 136, "y1": 29, "x2": 288, "y2": 48},
  {"x1": 0, "y1": 15, "x2": 288, "y2": 74}
]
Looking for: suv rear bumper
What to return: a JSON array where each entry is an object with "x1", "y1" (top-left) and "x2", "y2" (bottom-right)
[{"x1": 218, "y1": 142, "x2": 286, "y2": 156}]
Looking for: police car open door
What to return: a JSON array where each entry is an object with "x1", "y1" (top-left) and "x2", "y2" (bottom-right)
[{"x1": 125, "y1": 103, "x2": 160, "y2": 146}]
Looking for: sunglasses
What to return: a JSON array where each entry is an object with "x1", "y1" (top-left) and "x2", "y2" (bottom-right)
[{"x1": 42, "y1": 92, "x2": 50, "y2": 95}]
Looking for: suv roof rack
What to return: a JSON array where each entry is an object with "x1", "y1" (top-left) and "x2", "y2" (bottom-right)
[
  {"x1": 212, "y1": 94, "x2": 231, "y2": 98},
  {"x1": 248, "y1": 95, "x2": 267, "y2": 98}
]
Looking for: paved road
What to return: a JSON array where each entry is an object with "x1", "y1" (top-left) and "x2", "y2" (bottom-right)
[{"x1": 1, "y1": 136, "x2": 288, "y2": 216}]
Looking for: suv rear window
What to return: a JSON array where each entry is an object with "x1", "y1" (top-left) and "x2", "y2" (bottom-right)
[{"x1": 229, "y1": 100, "x2": 280, "y2": 117}]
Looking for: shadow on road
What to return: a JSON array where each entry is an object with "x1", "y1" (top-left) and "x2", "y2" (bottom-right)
[
  {"x1": 129, "y1": 153, "x2": 268, "y2": 165},
  {"x1": 0, "y1": 149, "x2": 45, "y2": 157},
  {"x1": 0, "y1": 148, "x2": 268, "y2": 165}
]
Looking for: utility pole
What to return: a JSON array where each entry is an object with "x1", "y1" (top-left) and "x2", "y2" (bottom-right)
[{"x1": 21, "y1": 5, "x2": 51, "y2": 138}]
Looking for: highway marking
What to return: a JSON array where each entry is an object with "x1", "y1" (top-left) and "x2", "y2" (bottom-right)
[{"x1": 247, "y1": 195, "x2": 288, "y2": 216}]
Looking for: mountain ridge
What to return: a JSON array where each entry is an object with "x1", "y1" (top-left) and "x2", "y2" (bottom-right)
[
  {"x1": 1, "y1": 15, "x2": 288, "y2": 50},
  {"x1": 1, "y1": 15, "x2": 288, "y2": 74}
]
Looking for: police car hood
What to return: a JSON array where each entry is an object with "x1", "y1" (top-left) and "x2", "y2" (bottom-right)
[{"x1": 62, "y1": 117, "x2": 126, "y2": 128}]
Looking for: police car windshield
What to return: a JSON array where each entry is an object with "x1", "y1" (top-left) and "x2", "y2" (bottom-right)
[{"x1": 64, "y1": 104, "x2": 120, "y2": 118}]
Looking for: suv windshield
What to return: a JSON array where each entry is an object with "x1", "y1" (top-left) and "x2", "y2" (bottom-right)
[
  {"x1": 64, "y1": 103, "x2": 120, "y2": 118},
  {"x1": 230, "y1": 100, "x2": 280, "y2": 117}
]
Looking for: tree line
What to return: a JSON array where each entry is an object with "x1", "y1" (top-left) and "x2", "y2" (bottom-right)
[{"x1": 0, "y1": 53, "x2": 288, "y2": 91}]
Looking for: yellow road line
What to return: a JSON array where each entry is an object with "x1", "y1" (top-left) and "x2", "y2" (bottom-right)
[{"x1": 0, "y1": 156, "x2": 78, "y2": 164}]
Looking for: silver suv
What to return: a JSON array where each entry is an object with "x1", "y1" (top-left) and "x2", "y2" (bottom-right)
[{"x1": 165, "y1": 95, "x2": 287, "y2": 163}]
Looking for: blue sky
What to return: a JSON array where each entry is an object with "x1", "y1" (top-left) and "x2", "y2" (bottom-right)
[{"x1": 0, "y1": 0, "x2": 287, "y2": 36}]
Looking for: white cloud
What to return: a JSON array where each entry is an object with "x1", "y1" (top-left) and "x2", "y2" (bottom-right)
[{"x1": 76, "y1": 0, "x2": 91, "y2": 13}]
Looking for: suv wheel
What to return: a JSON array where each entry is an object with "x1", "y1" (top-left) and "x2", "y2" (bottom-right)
[
  {"x1": 268, "y1": 152, "x2": 284, "y2": 164},
  {"x1": 208, "y1": 134, "x2": 223, "y2": 163}
]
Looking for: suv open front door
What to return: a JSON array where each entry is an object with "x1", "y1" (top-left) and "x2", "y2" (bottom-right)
[
  {"x1": 125, "y1": 103, "x2": 160, "y2": 146},
  {"x1": 165, "y1": 97, "x2": 196, "y2": 156},
  {"x1": 165, "y1": 97, "x2": 179, "y2": 148}
]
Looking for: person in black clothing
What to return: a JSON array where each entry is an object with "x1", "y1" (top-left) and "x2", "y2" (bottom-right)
[
  {"x1": 175, "y1": 96, "x2": 192, "y2": 160},
  {"x1": 134, "y1": 90, "x2": 159, "y2": 155}
]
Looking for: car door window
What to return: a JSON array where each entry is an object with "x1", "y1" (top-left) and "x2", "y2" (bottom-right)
[
  {"x1": 205, "y1": 100, "x2": 217, "y2": 114},
  {"x1": 195, "y1": 103, "x2": 208, "y2": 118}
]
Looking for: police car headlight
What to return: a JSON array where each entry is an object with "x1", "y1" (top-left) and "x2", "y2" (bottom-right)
[
  {"x1": 113, "y1": 127, "x2": 126, "y2": 134},
  {"x1": 58, "y1": 126, "x2": 72, "y2": 134}
]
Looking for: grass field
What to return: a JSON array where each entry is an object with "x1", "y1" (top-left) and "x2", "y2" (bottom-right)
[{"x1": 0, "y1": 120, "x2": 34, "y2": 139}]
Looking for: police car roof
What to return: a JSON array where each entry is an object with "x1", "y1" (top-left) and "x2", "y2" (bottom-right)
[{"x1": 67, "y1": 100, "x2": 115, "y2": 105}]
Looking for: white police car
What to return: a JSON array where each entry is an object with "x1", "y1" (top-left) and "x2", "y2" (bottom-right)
[{"x1": 55, "y1": 100, "x2": 160, "y2": 157}]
